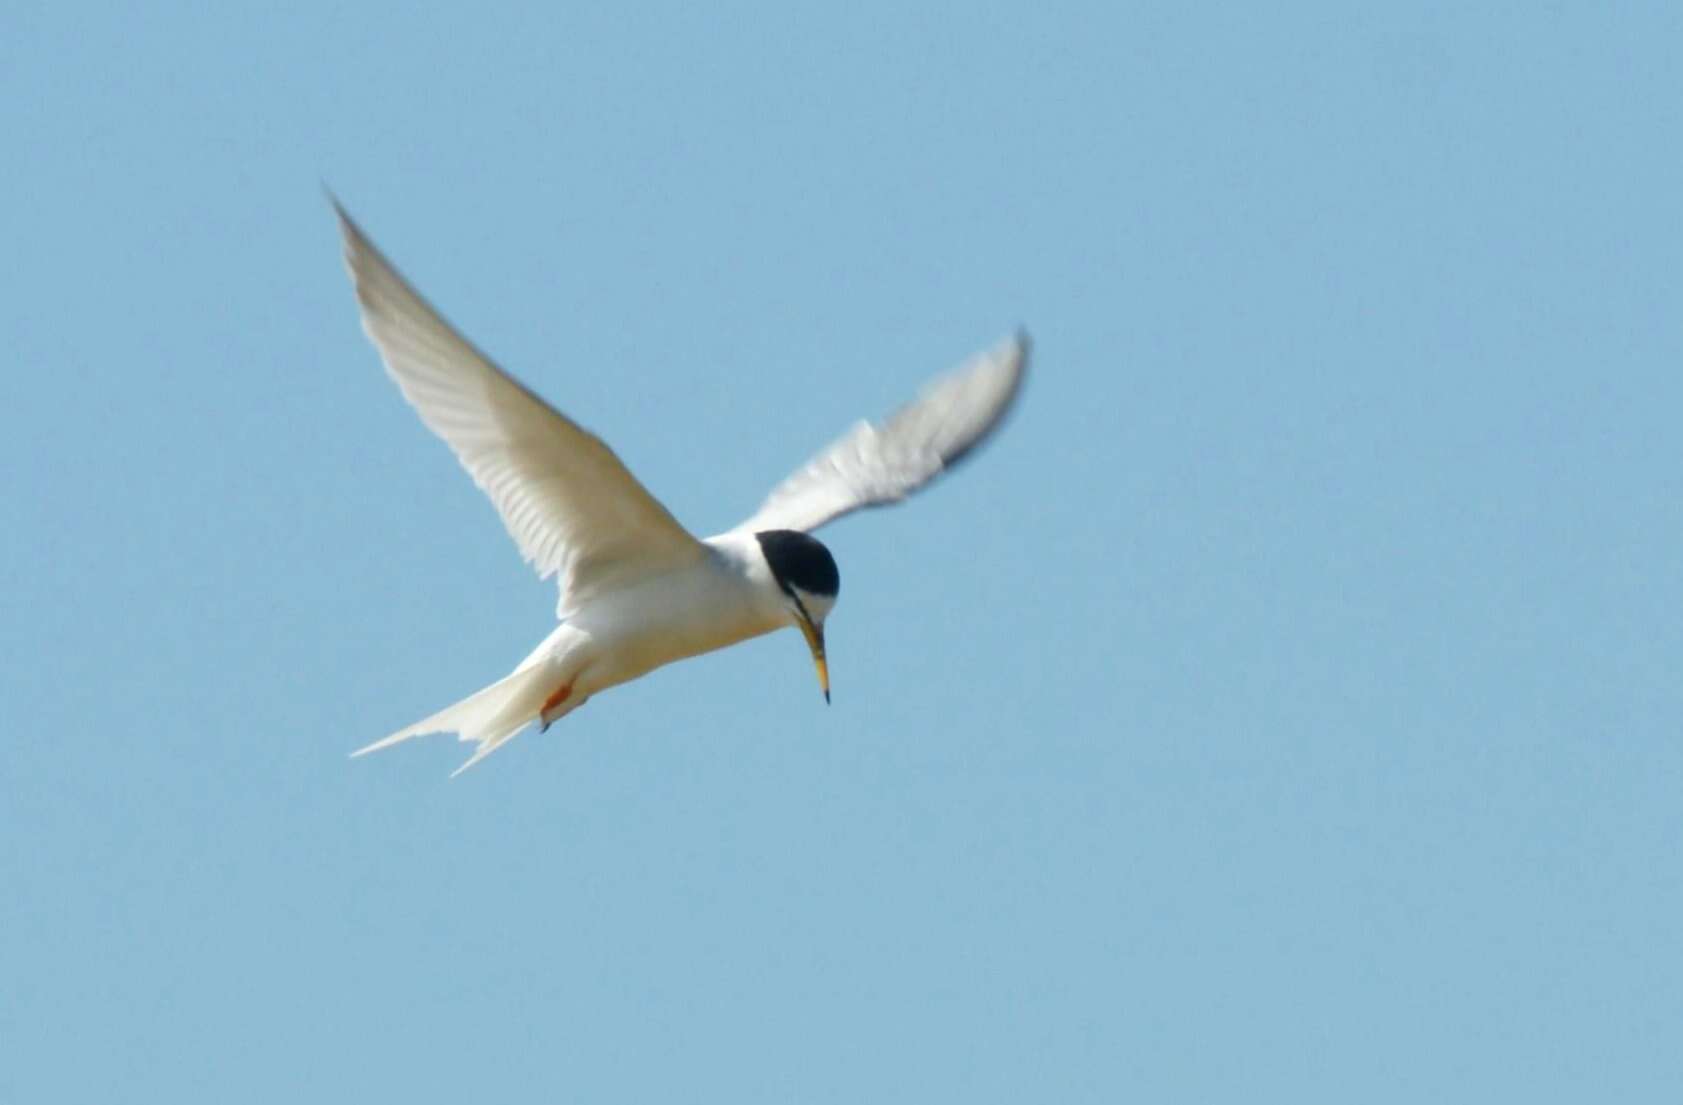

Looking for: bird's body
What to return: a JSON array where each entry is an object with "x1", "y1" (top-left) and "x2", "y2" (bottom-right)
[
  {"x1": 529, "y1": 530, "x2": 794, "y2": 709},
  {"x1": 332, "y1": 200, "x2": 1026, "y2": 774},
  {"x1": 361, "y1": 530, "x2": 804, "y2": 774}
]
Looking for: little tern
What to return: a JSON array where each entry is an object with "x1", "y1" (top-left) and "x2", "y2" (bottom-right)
[{"x1": 334, "y1": 202, "x2": 1028, "y2": 774}]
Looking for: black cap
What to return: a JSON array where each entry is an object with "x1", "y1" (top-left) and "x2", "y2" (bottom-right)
[{"x1": 755, "y1": 529, "x2": 840, "y2": 600}]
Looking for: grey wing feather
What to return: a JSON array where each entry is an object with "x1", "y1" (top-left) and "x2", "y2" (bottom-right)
[
  {"x1": 333, "y1": 201, "x2": 705, "y2": 614},
  {"x1": 732, "y1": 332, "x2": 1029, "y2": 535}
]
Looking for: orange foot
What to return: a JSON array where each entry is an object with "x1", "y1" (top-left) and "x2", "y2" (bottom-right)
[{"x1": 540, "y1": 679, "x2": 574, "y2": 732}]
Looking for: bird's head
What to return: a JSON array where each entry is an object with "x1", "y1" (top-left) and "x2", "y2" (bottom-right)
[{"x1": 755, "y1": 529, "x2": 840, "y2": 703}]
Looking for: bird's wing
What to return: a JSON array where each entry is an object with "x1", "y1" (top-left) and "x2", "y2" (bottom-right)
[
  {"x1": 334, "y1": 203, "x2": 706, "y2": 615},
  {"x1": 730, "y1": 332, "x2": 1029, "y2": 536}
]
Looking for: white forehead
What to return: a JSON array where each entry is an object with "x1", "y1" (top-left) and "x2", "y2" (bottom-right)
[{"x1": 793, "y1": 587, "x2": 837, "y2": 624}]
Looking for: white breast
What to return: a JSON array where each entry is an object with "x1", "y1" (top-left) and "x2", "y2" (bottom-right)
[{"x1": 560, "y1": 537, "x2": 788, "y2": 695}]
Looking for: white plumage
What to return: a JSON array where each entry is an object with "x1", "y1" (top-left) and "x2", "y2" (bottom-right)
[
  {"x1": 339, "y1": 210, "x2": 707, "y2": 617},
  {"x1": 733, "y1": 332, "x2": 1029, "y2": 535},
  {"x1": 334, "y1": 201, "x2": 1028, "y2": 774}
]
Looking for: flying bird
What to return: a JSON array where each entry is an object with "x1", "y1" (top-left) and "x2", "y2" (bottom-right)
[{"x1": 333, "y1": 201, "x2": 1028, "y2": 774}]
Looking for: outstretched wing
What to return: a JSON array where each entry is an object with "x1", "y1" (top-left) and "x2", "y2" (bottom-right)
[
  {"x1": 334, "y1": 202, "x2": 705, "y2": 614},
  {"x1": 730, "y1": 332, "x2": 1029, "y2": 535}
]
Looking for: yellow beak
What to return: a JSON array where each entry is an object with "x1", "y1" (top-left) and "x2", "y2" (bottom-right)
[{"x1": 796, "y1": 614, "x2": 830, "y2": 704}]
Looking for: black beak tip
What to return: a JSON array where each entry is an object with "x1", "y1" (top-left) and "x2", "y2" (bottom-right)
[{"x1": 824, "y1": 690, "x2": 831, "y2": 705}]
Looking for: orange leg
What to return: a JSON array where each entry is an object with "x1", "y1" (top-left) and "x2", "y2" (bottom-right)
[{"x1": 540, "y1": 679, "x2": 574, "y2": 732}]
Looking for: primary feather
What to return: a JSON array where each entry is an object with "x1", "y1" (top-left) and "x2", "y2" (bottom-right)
[
  {"x1": 334, "y1": 202, "x2": 705, "y2": 616},
  {"x1": 732, "y1": 331, "x2": 1029, "y2": 535}
]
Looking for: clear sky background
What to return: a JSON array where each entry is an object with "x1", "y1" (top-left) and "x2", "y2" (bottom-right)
[{"x1": 4, "y1": 2, "x2": 1680, "y2": 1100}]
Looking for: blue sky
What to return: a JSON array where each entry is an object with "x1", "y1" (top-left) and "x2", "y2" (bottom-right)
[{"x1": 4, "y1": 2, "x2": 1680, "y2": 1100}]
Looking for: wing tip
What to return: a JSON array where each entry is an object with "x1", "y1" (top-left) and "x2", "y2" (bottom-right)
[
  {"x1": 323, "y1": 185, "x2": 359, "y2": 229},
  {"x1": 1004, "y1": 327, "x2": 1032, "y2": 376}
]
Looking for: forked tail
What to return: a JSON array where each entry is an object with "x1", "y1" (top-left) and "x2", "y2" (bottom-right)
[{"x1": 352, "y1": 662, "x2": 559, "y2": 777}]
